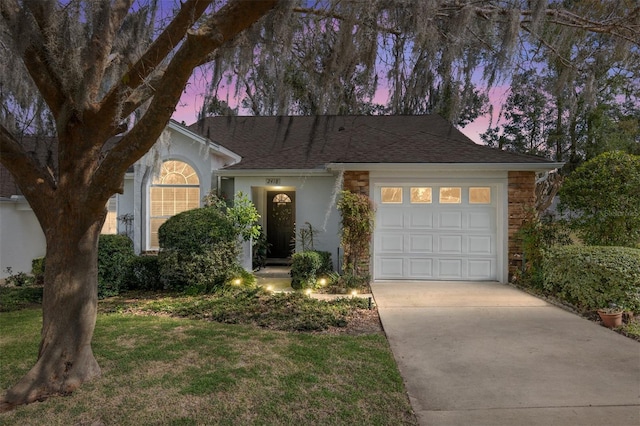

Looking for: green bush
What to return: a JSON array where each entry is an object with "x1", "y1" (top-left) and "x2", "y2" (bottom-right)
[
  {"x1": 316, "y1": 251, "x2": 333, "y2": 275},
  {"x1": 2, "y1": 267, "x2": 34, "y2": 287},
  {"x1": 543, "y1": 245, "x2": 640, "y2": 312},
  {"x1": 516, "y1": 212, "x2": 571, "y2": 288},
  {"x1": 31, "y1": 257, "x2": 45, "y2": 285},
  {"x1": 124, "y1": 255, "x2": 162, "y2": 291},
  {"x1": 290, "y1": 250, "x2": 332, "y2": 290},
  {"x1": 559, "y1": 151, "x2": 640, "y2": 247},
  {"x1": 158, "y1": 207, "x2": 240, "y2": 292},
  {"x1": 98, "y1": 234, "x2": 135, "y2": 298}
]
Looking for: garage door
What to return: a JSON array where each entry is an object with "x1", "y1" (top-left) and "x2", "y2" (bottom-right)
[{"x1": 374, "y1": 184, "x2": 497, "y2": 280}]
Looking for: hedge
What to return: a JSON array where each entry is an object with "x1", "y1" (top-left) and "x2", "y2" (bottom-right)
[
  {"x1": 290, "y1": 250, "x2": 332, "y2": 290},
  {"x1": 98, "y1": 234, "x2": 136, "y2": 298},
  {"x1": 543, "y1": 245, "x2": 640, "y2": 312},
  {"x1": 158, "y1": 207, "x2": 240, "y2": 292}
]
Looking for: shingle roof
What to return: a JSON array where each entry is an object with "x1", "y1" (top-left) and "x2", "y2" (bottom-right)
[{"x1": 189, "y1": 115, "x2": 554, "y2": 170}]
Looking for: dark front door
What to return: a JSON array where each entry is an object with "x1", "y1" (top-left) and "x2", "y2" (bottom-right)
[{"x1": 267, "y1": 191, "x2": 295, "y2": 258}]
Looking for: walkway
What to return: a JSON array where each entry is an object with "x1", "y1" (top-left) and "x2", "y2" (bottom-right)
[{"x1": 371, "y1": 281, "x2": 640, "y2": 426}]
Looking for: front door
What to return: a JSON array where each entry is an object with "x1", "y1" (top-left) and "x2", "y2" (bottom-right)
[{"x1": 267, "y1": 191, "x2": 295, "y2": 259}]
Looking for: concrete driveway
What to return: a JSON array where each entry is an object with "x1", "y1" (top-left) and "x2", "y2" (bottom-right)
[{"x1": 371, "y1": 281, "x2": 640, "y2": 426}]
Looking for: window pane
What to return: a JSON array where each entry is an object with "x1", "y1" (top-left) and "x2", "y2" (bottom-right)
[
  {"x1": 152, "y1": 160, "x2": 199, "y2": 185},
  {"x1": 187, "y1": 188, "x2": 201, "y2": 209},
  {"x1": 381, "y1": 187, "x2": 402, "y2": 203},
  {"x1": 163, "y1": 172, "x2": 187, "y2": 185},
  {"x1": 150, "y1": 218, "x2": 166, "y2": 248},
  {"x1": 162, "y1": 187, "x2": 176, "y2": 215},
  {"x1": 470, "y1": 187, "x2": 491, "y2": 204},
  {"x1": 150, "y1": 187, "x2": 163, "y2": 216},
  {"x1": 410, "y1": 187, "x2": 432, "y2": 203},
  {"x1": 439, "y1": 187, "x2": 461, "y2": 204}
]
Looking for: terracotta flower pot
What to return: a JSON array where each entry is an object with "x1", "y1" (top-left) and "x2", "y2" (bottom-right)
[{"x1": 597, "y1": 310, "x2": 623, "y2": 328}]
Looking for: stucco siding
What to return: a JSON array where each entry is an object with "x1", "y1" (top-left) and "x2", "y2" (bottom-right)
[
  {"x1": 232, "y1": 173, "x2": 342, "y2": 271},
  {"x1": 0, "y1": 199, "x2": 45, "y2": 278}
]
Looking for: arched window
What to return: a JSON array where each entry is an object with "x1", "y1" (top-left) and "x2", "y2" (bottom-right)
[{"x1": 149, "y1": 160, "x2": 200, "y2": 248}]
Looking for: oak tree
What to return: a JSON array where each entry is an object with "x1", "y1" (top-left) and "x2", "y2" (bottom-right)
[{"x1": 1, "y1": 0, "x2": 638, "y2": 410}]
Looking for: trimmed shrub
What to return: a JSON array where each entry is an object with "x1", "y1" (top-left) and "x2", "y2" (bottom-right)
[
  {"x1": 543, "y1": 245, "x2": 640, "y2": 312},
  {"x1": 290, "y1": 251, "x2": 333, "y2": 290},
  {"x1": 124, "y1": 256, "x2": 162, "y2": 291},
  {"x1": 559, "y1": 151, "x2": 640, "y2": 247},
  {"x1": 316, "y1": 251, "x2": 333, "y2": 275},
  {"x1": 98, "y1": 234, "x2": 135, "y2": 298},
  {"x1": 158, "y1": 207, "x2": 240, "y2": 292}
]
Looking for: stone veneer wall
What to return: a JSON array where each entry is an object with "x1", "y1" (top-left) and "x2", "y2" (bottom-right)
[
  {"x1": 508, "y1": 171, "x2": 536, "y2": 279},
  {"x1": 342, "y1": 171, "x2": 371, "y2": 276},
  {"x1": 342, "y1": 171, "x2": 370, "y2": 195}
]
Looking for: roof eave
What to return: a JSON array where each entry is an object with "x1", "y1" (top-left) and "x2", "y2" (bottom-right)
[
  {"x1": 216, "y1": 168, "x2": 334, "y2": 177},
  {"x1": 168, "y1": 120, "x2": 241, "y2": 165},
  {"x1": 326, "y1": 162, "x2": 564, "y2": 172}
]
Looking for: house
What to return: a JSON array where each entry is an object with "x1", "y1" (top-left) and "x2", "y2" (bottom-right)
[{"x1": 0, "y1": 115, "x2": 561, "y2": 282}]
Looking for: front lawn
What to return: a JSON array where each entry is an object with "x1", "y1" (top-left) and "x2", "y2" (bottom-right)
[{"x1": 0, "y1": 291, "x2": 416, "y2": 425}]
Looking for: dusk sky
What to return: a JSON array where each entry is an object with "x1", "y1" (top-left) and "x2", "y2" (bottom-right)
[{"x1": 171, "y1": 72, "x2": 509, "y2": 145}]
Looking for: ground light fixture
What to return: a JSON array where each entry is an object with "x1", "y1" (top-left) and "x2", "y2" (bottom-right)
[
  {"x1": 351, "y1": 289, "x2": 358, "y2": 297},
  {"x1": 318, "y1": 278, "x2": 327, "y2": 286},
  {"x1": 266, "y1": 285, "x2": 273, "y2": 292},
  {"x1": 305, "y1": 288, "x2": 313, "y2": 296},
  {"x1": 233, "y1": 278, "x2": 242, "y2": 285}
]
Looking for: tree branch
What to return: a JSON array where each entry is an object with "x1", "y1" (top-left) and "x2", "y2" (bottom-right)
[
  {"x1": 82, "y1": 0, "x2": 134, "y2": 104},
  {"x1": 1, "y1": 0, "x2": 67, "y2": 118},
  {"x1": 292, "y1": 6, "x2": 401, "y2": 35},
  {"x1": 90, "y1": 0, "x2": 279, "y2": 199},
  {"x1": 98, "y1": 0, "x2": 211, "y2": 121},
  {"x1": 0, "y1": 125, "x2": 56, "y2": 208}
]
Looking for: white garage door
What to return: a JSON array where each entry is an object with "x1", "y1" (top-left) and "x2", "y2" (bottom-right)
[{"x1": 374, "y1": 184, "x2": 497, "y2": 280}]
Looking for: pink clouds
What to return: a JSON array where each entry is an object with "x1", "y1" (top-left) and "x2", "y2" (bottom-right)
[{"x1": 172, "y1": 74, "x2": 509, "y2": 145}]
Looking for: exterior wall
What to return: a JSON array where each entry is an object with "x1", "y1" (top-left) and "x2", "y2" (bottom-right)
[
  {"x1": 343, "y1": 171, "x2": 370, "y2": 195},
  {"x1": 0, "y1": 198, "x2": 46, "y2": 278},
  {"x1": 507, "y1": 171, "x2": 537, "y2": 278},
  {"x1": 232, "y1": 173, "x2": 342, "y2": 271},
  {"x1": 118, "y1": 175, "x2": 135, "y2": 239}
]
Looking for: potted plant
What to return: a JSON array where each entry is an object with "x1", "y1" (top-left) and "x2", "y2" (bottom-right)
[{"x1": 597, "y1": 303, "x2": 623, "y2": 328}]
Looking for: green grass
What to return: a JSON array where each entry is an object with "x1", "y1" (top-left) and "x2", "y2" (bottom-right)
[
  {"x1": 0, "y1": 286, "x2": 43, "y2": 312},
  {"x1": 0, "y1": 296, "x2": 416, "y2": 425}
]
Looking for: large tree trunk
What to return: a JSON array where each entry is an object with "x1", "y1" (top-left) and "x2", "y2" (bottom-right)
[{"x1": 1, "y1": 210, "x2": 104, "y2": 411}]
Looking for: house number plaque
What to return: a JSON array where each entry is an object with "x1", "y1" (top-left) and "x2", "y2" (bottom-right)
[{"x1": 266, "y1": 178, "x2": 281, "y2": 185}]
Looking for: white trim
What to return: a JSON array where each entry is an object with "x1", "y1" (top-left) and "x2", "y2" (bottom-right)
[
  {"x1": 328, "y1": 162, "x2": 563, "y2": 172},
  {"x1": 168, "y1": 120, "x2": 241, "y2": 166},
  {"x1": 216, "y1": 169, "x2": 335, "y2": 177}
]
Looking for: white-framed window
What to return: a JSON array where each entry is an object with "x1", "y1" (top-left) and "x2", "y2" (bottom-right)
[
  {"x1": 469, "y1": 187, "x2": 491, "y2": 204},
  {"x1": 149, "y1": 160, "x2": 200, "y2": 248},
  {"x1": 381, "y1": 187, "x2": 403, "y2": 204},
  {"x1": 101, "y1": 196, "x2": 118, "y2": 234},
  {"x1": 410, "y1": 187, "x2": 432, "y2": 203},
  {"x1": 439, "y1": 187, "x2": 462, "y2": 204}
]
